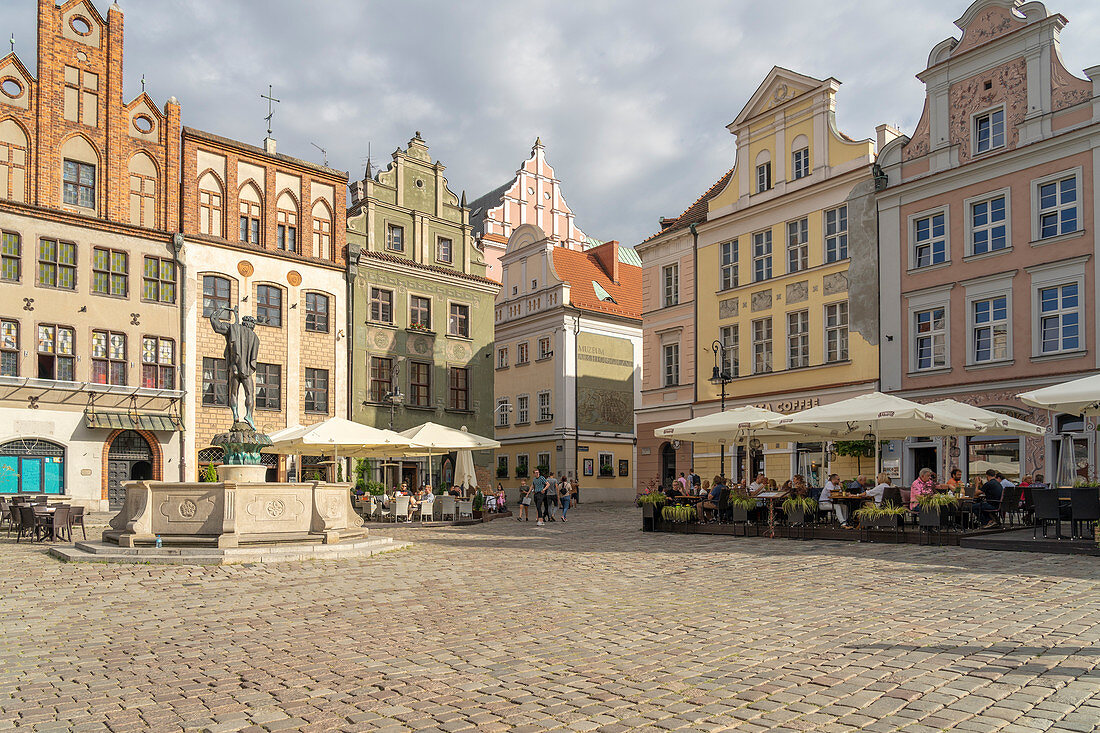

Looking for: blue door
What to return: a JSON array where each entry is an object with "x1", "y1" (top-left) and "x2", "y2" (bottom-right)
[
  {"x1": 43, "y1": 458, "x2": 62, "y2": 494},
  {"x1": 20, "y1": 458, "x2": 42, "y2": 493},
  {"x1": 0, "y1": 457, "x2": 17, "y2": 493}
]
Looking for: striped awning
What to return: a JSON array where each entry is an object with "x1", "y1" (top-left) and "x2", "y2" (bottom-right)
[{"x1": 84, "y1": 410, "x2": 181, "y2": 432}]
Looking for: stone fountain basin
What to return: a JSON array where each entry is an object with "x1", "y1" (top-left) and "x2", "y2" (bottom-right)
[{"x1": 104, "y1": 480, "x2": 362, "y2": 548}]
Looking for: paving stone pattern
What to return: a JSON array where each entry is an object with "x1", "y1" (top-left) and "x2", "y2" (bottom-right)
[{"x1": 2, "y1": 506, "x2": 1100, "y2": 732}]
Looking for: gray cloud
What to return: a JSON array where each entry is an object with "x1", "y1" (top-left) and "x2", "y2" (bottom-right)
[{"x1": 7, "y1": 0, "x2": 1098, "y2": 245}]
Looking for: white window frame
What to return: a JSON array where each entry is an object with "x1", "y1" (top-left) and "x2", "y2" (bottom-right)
[
  {"x1": 908, "y1": 205, "x2": 950, "y2": 270},
  {"x1": 963, "y1": 272, "x2": 1014, "y2": 366},
  {"x1": 1030, "y1": 167, "x2": 1082, "y2": 243},
  {"x1": 719, "y1": 240, "x2": 738, "y2": 291},
  {"x1": 751, "y1": 317, "x2": 772, "y2": 374},
  {"x1": 385, "y1": 222, "x2": 404, "y2": 252},
  {"x1": 906, "y1": 285, "x2": 953, "y2": 374},
  {"x1": 752, "y1": 230, "x2": 772, "y2": 282},
  {"x1": 497, "y1": 346, "x2": 508, "y2": 369},
  {"x1": 516, "y1": 394, "x2": 530, "y2": 424},
  {"x1": 792, "y1": 147, "x2": 810, "y2": 180},
  {"x1": 972, "y1": 105, "x2": 1006, "y2": 156},
  {"x1": 537, "y1": 390, "x2": 552, "y2": 421},
  {"x1": 787, "y1": 310, "x2": 809, "y2": 369},
  {"x1": 662, "y1": 263, "x2": 679, "y2": 307},
  {"x1": 497, "y1": 397, "x2": 510, "y2": 427},
  {"x1": 964, "y1": 188, "x2": 1011, "y2": 258},
  {"x1": 824, "y1": 301, "x2": 849, "y2": 363},
  {"x1": 1027, "y1": 255, "x2": 1088, "y2": 358},
  {"x1": 756, "y1": 162, "x2": 771, "y2": 193},
  {"x1": 408, "y1": 291, "x2": 432, "y2": 330},
  {"x1": 824, "y1": 205, "x2": 848, "y2": 263},
  {"x1": 517, "y1": 341, "x2": 529, "y2": 364},
  {"x1": 436, "y1": 235, "x2": 453, "y2": 264},
  {"x1": 537, "y1": 336, "x2": 552, "y2": 360},
  {"x1": 446, "y1": 299, "x2": 470, "y2": 338},
  {"x1": 719, "y1": 324, "x2": 737, "y2": 378},
  {"x1": 662, "y1": 342, "x2": 679, "y2": 387},
  {"x1": 786, "y1": 217, "x2": 808, "y2": 274}
]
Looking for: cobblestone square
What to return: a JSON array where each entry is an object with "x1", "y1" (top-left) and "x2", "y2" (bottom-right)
[{"x1": 2, "y1": 506, "x2": 1099, "y2": 732}]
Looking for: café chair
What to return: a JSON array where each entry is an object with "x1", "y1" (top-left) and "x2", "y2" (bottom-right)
[
  {"x1": 1069, "y1": 488, "x2": 1099, "y2": 540},
  {"x1": 998, "y1": 491, "x2": 1024, "y2": 526},
  {"x1": 67, "y1": 505, "x2": 87, "y2": 540},
  {"x1": 393, "y1": 496, "x2": 412, "y2": 523},
  {"x1": 1032, "y1": 489, "x2": 1062, "y2": 540}
]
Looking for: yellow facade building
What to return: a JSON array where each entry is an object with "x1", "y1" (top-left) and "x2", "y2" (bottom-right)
[{"x1": 691, "y1": 67, "x2": 881, "y2": 484}]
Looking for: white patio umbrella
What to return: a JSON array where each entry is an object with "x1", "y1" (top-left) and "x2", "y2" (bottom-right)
[
  {"x1": 263, "y1": 417, "x2": 417, "y2": 481},
  {"x1": 1019, "y1": 373, "x2": 1100, "y2": 417},
  {"x1": 655, "y1": 406, "x2": 800, "y2": 482},
  {"x1": 398, "y1": 422, "x2": 500, "y2": 452},
  {"x1": 455, "y1": 449, "x2": 477, "y2": 491},
  {"x1": 770, "y1": 392, "x2": 984, "y2": 474},
  {"x1": 926, "y1": 400, "x2": 1044, "y2": 437}
]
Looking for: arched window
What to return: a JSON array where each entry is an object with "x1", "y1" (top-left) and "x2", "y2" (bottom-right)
[
  {"x1": 198, "y1": 172, "x2": 223, "y2": 237},
  {"x1": 238, "y1": 182, "x2": 262, "y2": 245},
  {"x1": 754, "y1": 149, "x2": 772, "y2": 193},
  {"x1": 276, "y1": 191, "x2": 298, "y2": 252},
  {"x1": 0, "y1": 438, "x2": 65, "y2": 495},
  {"x1": 60, "y1": 135, "x2": 99, "y2": 210},
  {"x1": 128, "y1": 152, "x2": 157, "y2": 227},
  {"x1": 312, "y1": 200, "x2": 333, "y2": 260},
  {"x1": 790, "y1": 134, "x2": 810, "y2": 180},
  {"x1": 0, "y1": 119, "x2": 29, "y2": 203}
]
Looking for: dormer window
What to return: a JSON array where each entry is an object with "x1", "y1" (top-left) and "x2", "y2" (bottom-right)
[{"x1": 975, "y1": 108, "x2": 1005, "y2": 154}]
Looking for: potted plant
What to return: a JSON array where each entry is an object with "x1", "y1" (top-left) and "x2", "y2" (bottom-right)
[
  {"x1": 854, "y1": 501, "x2": 908, "y2": 529},
  {"x1": 781, "y1": 496, "x2": 818, "y2": 525},
  {"x1": 661, "y1": 505, "x2": 695, "y2": 524},
  {"x1": 472, "y1": 491, "x2": 487, "y2": 518},
  {"x1": 496, "y1": 464, "x2": 508, "y2": 479},
  {"x1": 729, "y1": 493, "x2": 758, "y2": 523},
  {"x1": 917, "y1": 492, "x2": 957, "y2": 532}
]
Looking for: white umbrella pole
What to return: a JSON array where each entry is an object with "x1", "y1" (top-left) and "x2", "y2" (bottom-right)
[{"x1": 874, "y1": 432, "x2": 881, "y2": 476}]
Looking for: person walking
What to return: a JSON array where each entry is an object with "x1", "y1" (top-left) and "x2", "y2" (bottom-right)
[
  {"x1": 559, "y1": 474, "x2": 573, "y2": 522},
  {"x1": 531, "y1": 469, "x2": 548, "y2": 526},
  {"x1": 517, "y1": 478, "x2": 532, "y2": 521},
  {"x1": 573, "y1": 475, "x2": 581, "y2": 505},
  {"x1": 545, "y1": 472, "x2": 559, "y2": 521}
]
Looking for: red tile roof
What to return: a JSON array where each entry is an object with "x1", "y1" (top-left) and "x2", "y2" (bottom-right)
[
  {"x1": 641, "y1": 166, "x2": 735, "y2": 244},
  {"x1": 552, "y1": 245, "x2": 641, "y2": 320}
]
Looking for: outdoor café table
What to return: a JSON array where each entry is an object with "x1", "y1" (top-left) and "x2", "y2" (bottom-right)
[
  {"x1": 755, "y1": 491, "x2": 789, "y2": 538},
  {"x1": 32, "y1": 506, "x2": 57, "y2": 542}
]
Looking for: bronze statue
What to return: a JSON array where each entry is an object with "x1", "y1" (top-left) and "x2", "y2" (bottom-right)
[{"x1": 209, "y1": 306, "x2": 259, "y2": 429}]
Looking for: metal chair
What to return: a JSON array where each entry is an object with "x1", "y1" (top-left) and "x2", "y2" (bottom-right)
[
  {"x1": 1032, "y1": 489, "x2": 1062, "y2": 539},
  {"x1": 1069, "y1": 488, "x2": 1100, "y2": 540}
]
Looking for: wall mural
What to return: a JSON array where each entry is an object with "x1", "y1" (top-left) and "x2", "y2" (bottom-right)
[{"x1": 576, "y1": 333, "x2": 634, "y2": 433}]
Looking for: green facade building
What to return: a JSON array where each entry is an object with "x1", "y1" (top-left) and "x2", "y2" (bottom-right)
[{"x1": 346, "y1": 133, "x2": 499, "y2": 489}]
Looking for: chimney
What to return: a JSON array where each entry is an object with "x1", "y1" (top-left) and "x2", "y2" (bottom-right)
[
  {"x1": 876, "y1": 124, "x2": 902, "y2": 152},
  {"x1": 590, "y1": 240, "x2": 620, "y2": 284},
  {"x1": 660, "y1": 217, "x2": 678, "y2": 229}
]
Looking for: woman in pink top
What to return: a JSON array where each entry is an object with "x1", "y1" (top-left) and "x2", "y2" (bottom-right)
[{"x1": 910, "y1": 468, "x2": 937, "y2": 510}]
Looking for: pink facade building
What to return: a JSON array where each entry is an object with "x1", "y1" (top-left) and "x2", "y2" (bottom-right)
[
  {"x1": 469, "y1": 138, "x2": 589, "y2": 282},
  {"x1": 877, "y1": 0, "x2": 1100, "y2": 483}
]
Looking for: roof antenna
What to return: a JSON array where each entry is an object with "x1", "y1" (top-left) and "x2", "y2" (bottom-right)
[{"x1": 310, "y1": 142, "x2": 328, "y2": 167}]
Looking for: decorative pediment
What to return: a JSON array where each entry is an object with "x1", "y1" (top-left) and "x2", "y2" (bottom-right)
[
  {"x1": 0, "y1": 53, "x2": 34, "y2": 110},
  {"x1": 59, "y1": 0, "x2": 107, "y2": 49},
  {"x1": 124, "y1": 93, "x2": 162, "y2": 141},
  {"x1": 730, "y1": 67, "x2": 826, "y2": 129}
]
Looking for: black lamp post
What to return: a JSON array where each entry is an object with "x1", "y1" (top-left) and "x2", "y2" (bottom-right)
[{"x1": 710, "y1": 339, "x2": 734, "y2": 477}]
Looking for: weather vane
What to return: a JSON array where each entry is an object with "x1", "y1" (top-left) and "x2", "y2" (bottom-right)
[
  {"x1": 140, "y1": 74, "x2": 145, "y2": 93},
  {"x1": 261, "y1": 84, "x2": 280, "y2": 137}
]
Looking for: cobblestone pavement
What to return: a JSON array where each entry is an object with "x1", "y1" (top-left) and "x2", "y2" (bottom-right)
[{"x1": 2, "y1": 505, "x2": 1100, "y2": 732}]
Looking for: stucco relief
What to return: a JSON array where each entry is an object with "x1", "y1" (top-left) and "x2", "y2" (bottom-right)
[
  {"x1": 948, "y1": 391, "x2": 1049, "y2": 476},
  {"x1": 1051, "y1": 56, "x2": 1092, "y2": 112},
  {"x1": 750, "y1": 290, "x2": 772, "y2": 312},
  {"x1": 719, "y1": 298, "x2": 738, "y2": 319},
  {"x1": 949, "y1": 58, "x2": 1027, "y2": 165},
  {"x1": 823, "y1": 272, "x2": 848, "y2": 295},
  {"x1": 902, "y1": 100, "x2": 931, "y2": 161},
  {"x1": 953, "y1": 5, "x2": 1024, "y2": 56},
  {"x1": 446, "y1": 341, "x2": 470, "y2": 361},
  {"x1": 367, "y1": 328, "x2": 396, "y2": 351},
  {"x1": 786, "y1": 281, "x2": 808, "y2": 305}
]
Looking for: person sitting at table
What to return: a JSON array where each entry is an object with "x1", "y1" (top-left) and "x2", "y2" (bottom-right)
[
  {"x1": 973, "y1": 469, "x2": 1003, "y2": 528},
  {"x1": 749, "y1": 474, "x2": 767, "y2": 493},
  {"x1": 418, "y1": 487, "x2": 435, "y2": 517},
  {"x1": 868, "y1": 473, "x2": 891, "y2": 505},
  {"x1": 910, "y1": 468, "x2": 937, "y2": 510},
  {"x1": 697, "y1": 475, "x2": 725, "y2": 522},
  {"x1": 698, "y1": 479, "x2": 710, "y2": 498},
  {"x1": 946, "y1": 468, "x2": 963, "y2": 492},
  {"x1": 496, "y1": 484, "x2": 507, "y2": 513},
  {"x1": 819, "y1": 473, "x2": 852, "y2": 528}
]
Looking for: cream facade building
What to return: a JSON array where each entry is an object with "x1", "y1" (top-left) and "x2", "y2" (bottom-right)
[
  {"x1": 688, "y1": 68, "x2": 880, "y2": 484},
  {"x1": 492, "y1": 226, "x2": 641, "y2": 502}
]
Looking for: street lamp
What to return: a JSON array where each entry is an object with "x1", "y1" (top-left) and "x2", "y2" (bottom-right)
[{"x1": 711, "y1": 339, "x2": 734, "y2": 477}]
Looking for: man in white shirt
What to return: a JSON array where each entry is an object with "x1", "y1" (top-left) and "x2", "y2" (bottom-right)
[
  {"x1": 819, "y1": 473, "x2": 851, "y2": 527},
  {"x1": 999, "y1": 473, "x2": 1016, "y2": 492},
  {"x1": 748, "y1": 474, "x2": 767, "y2": 494}
]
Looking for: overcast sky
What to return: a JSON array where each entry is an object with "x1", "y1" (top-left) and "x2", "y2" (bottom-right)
[{"x1": 7, "y1": 1, "x2": 1099, "y2": 246}]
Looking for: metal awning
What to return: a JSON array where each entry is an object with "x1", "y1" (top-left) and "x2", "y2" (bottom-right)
[{"x1": 84, "y1": 409, "x2": 181, "y2": 432}]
